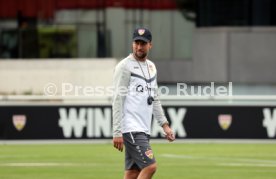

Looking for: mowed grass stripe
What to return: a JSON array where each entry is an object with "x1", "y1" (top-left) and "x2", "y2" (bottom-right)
[{"x1": 0, "y1": 143, "x2": 276, "y2": 179}]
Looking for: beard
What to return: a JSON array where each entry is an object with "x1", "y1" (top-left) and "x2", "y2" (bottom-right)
[{"x1": 134, "y1": 51, "x2": 147, "y2": 60}]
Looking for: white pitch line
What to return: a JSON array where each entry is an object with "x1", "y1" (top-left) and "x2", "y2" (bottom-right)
[
  {"x1": 0, "y1": 163, "x2": 77, "y2": 167},
  {"x1": 0, "y1": 162, "x2": 107, "y2": 167},
  {"x1": 161, "y1": 154, "x2": 276, "y2": 165},
  {"x1": 218, "y1": 163, "x2": 276, "y2": 168}
]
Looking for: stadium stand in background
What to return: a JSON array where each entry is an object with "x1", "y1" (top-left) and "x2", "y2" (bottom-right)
[{"x1": 1, "y1": 0, "x2": 276, "y2": 140}]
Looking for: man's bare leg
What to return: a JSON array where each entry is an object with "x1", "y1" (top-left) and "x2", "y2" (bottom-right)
[
  {"x1": 124, "y1": 169, "x2": 140, "y2": 179},
  {"x1": 137, "y1": 163, "x2": 157, "y2": 179}
]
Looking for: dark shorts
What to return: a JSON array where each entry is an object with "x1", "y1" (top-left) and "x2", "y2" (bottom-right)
[{"x1": 123, "y1": 132, "x2": 156, "y2": 170}]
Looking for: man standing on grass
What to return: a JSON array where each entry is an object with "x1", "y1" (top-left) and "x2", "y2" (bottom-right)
[{"x1": 112, "y1": 27, "x2": 175, "y2": 179}]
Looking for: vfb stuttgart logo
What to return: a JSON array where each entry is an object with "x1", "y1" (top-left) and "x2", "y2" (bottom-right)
[
  {"x1": 218, "y1": 114, "x2": 232, "y2": 130},
  {"x1": 145, "y1": 149, "x2": 154, "y2": 159},
  {"x1": 12, "y1": 115, "x2": 27, "y2": 131}
]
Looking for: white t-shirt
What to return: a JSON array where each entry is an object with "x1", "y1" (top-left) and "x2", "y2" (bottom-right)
[{"x1": 112, "y1": 54, "x2": 168, "y2": 137}]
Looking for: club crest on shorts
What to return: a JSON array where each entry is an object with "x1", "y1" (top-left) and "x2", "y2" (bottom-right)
[
  {"x1": 138, "y1": 29, "x2": 145, "y2": 35},
  {"x1": 218, "y1": 114, "x2": 232, "y2": 130},
  {"x1": 12, "y1": 115, "x2": 27, "y2": 131},
  {"x1": 145, "y1": 149, "x2": 154, "y2": 159}
]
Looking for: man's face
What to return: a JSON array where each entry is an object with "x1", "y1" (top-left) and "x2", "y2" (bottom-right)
[{"x1": 132, "y1": 40, "x2": 152, "y2": 60}]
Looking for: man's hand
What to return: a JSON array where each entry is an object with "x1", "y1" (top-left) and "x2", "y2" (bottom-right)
[
  {"x1": 162, "y1": 123, "x2": 175, "y2": 142},
  {"x1": 113, "y1": 137, "x2": 124, "y2": 152}
]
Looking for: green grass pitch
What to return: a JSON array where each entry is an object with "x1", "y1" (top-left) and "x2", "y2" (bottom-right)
[{"x1": 1, "y1": 142, "x2": 276, "y2": 179}]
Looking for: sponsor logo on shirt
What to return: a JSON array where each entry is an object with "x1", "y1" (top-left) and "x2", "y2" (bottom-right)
[{"x1": 136, "y1": 85, "x2": 144, "y2": 92}]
